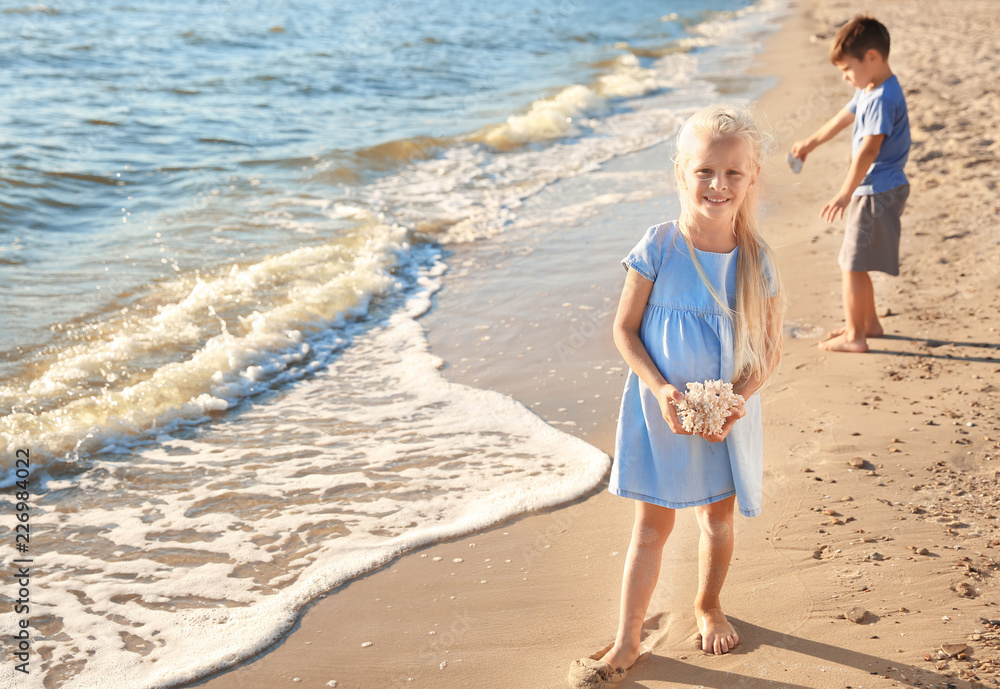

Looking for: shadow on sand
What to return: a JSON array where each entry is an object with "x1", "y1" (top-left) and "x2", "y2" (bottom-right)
[
  {"x1": 624, "y1": 618, "x2": 969, "y2": 689},
  {"x1": 867, "y1": 333, "x2": 999, "y2": 364}
]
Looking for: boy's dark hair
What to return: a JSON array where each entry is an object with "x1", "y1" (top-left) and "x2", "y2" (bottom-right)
[{"x1": 830, "y1": 15, "x2": 890, "y2": 63}]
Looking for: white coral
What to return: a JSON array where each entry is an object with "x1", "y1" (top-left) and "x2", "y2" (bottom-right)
[{"x1": 674, "y1": 379, "x2": 745, "y2": 436}]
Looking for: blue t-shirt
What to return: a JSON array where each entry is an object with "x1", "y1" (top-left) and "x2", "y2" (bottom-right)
[{"x1": 846, "y1": 74, "x2": 910, "y2": 195}]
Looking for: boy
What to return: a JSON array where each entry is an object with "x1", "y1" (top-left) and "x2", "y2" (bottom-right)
[{"x1": 791, "y1": 15, "x2": 910, "y2": 353}]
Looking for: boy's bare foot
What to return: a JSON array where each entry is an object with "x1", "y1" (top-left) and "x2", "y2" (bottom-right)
[
  {"x1": 824, "y1": 324, "x2": 883, "y2": 339},
  {"x1": 696, "y1": 607, "x2": 740, "y2": 655},
  {"x1": 818, "y1": 333, "x2": 868, "y2": 353},
  {"x1": 599, "y1": 639, "x2": 644, "y2": 672}
]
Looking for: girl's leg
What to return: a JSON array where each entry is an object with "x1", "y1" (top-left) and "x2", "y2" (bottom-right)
[
  {"x1": 693, "y1": 495, "x2": 739, "y2": 654},
  {"x1": 600, "y1": 500, "x2": 675, "y2": 670}
]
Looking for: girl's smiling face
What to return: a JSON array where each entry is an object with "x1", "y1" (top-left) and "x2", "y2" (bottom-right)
[{"x1": 677, "y1": 133, "x2": 757, "y2": 231}]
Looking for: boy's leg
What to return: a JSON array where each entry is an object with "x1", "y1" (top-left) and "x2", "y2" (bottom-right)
[
  {"x1": 823, "y1": 269, "x2": 884, "y2": 340},
  {"x1": 828, "y1": 185, "x2": 907, "y2": 346},
  {"x1": 693, "y1": 495, "x2": 739, "y2": 654},
  {"x1": 600, "y1": 500, "x2": 676, "y2": 670},
  {"x1": 855, "y1": 270, "x2": 884, "y2": 336},
  {"x1": 819, "y1": 270, "x2": 876, "y2": 353}
]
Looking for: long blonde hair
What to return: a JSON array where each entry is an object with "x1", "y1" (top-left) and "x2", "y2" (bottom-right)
[{"x1": 673, "y1": 104, "x2": 783, "y2": 385}]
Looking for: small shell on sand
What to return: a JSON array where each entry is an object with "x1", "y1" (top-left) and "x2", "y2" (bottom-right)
[
  {"x1": 954, "y1": 582, "x2": 977, "y2": 598},
  {"x1": 674, "y1": 380, "x2": 745, "y2": 436},
  {"x1": 942, "y1": 643, "x2": 968, "y2": 657},
  {"x1": 846, "y1": 607, "x2": 872, "y2": 624}
]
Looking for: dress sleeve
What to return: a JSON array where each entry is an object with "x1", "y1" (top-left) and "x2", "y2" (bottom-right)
[{"x1": 621, "y1": 224, "x2": 662, "y2": 282}]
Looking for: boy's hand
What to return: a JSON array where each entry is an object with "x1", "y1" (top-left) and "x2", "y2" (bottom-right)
[
  {"x1": 790, "y1": 140, "x2": 814, "y2": 162},
  {"x1": 699, "y1": 401, "x2": 746, "y2": 443},
  {"x1": 656, "y1": 384, "x2": 693, "y2": 436},
  {"x1": 820, "y1": 191, "x2": 852, "y2": 224}
]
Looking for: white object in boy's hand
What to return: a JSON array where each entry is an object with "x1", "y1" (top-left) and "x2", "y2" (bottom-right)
[
  {"x1": 786, "y1": 153, "x2": 803, "y2": 174},
  {"x1": 674, "y1": 380, "x2": 745, "y2": 437}
]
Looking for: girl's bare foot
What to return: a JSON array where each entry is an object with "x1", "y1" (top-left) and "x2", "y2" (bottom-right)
[
  {"x1": 696, "y1": 607, "x2": 739, "y2": 655},
  {"x1": 818, "y1": 333, "x2": 868, "y2": 353},
  {"x1": 599, "y1": 639, "x2": 644, "y2": 672}
]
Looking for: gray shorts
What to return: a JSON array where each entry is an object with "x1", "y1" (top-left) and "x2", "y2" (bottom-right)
[{"x1": 839, "y1": 184, "x2": 910, "y2": 275}]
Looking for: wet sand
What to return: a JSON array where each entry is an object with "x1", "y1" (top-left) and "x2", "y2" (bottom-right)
[{"x1": 184, "y1": 1, "x2": 1000, "y2": 687}]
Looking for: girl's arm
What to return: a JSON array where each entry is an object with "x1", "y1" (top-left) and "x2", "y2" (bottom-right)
[{"x1": 613, "y1": 269, "x2": 692, "y2": 435}]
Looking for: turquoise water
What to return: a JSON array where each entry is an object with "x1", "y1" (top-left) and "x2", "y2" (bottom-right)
[{"x1": 1, "y1": 0, "x2": 751, "y2": 355}]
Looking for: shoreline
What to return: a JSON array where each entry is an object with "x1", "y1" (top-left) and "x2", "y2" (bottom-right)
[{"x1": 184, "y1": 1, "x2": 1000, "y2": 688}]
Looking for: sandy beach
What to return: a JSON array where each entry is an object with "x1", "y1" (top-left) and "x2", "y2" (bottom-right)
[{"x1": 184, "y1": 1, "x2": 1000, "y2": 688}]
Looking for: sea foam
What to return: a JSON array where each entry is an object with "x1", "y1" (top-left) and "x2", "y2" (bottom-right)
[{"x1": 0, "y1": 260, "x2": 610, "y2": 688}]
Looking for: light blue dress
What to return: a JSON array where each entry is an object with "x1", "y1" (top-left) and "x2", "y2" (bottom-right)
[{"x1": 609, "y1": 221, "x2": 765, "y2": 518}]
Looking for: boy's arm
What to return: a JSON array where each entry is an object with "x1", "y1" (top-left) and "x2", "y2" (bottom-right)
[
  {"x1": 790, "y1": 107, "x2": 855, "y2": 161},
  {"x1": 819, "y1": 134, "x2": 885, "y2": 223}
]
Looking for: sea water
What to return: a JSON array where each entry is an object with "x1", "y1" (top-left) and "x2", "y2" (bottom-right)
[{"x1": 0, "y1": 1, "x2": 785, "y2": 686}]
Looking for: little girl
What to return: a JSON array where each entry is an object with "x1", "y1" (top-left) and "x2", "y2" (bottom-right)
[{"x1": 569, "y1": 105, "x2": 784, "y2": 687}]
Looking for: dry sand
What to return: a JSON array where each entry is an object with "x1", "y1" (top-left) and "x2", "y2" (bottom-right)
[{"x1": 184, "y1": 1, "x2": 1000, "y2": 688}]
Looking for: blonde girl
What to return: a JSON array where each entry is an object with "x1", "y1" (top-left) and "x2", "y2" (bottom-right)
[{"x1": 569, "y1": 104, "x2": 783, "y2": 687}]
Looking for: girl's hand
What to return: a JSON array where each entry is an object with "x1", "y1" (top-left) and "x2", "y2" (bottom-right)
[
  {"x1": 699, "y1": 401, "x2": 746, "y2": 443},
  {"x1": 656, "y1": 384, "x2": 693, "y2": 436}
]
